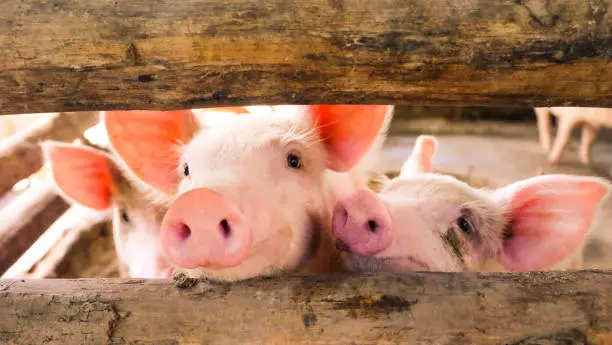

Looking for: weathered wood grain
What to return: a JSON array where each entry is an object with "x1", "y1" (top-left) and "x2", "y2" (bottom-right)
[
  {"x1": 0, "y1": 182, "x2": 69, "y2": 275},
  {"x1": 1, "y1": 0, "x2": 612, "y2": 114},
  {"x1": 0, "y1": 111, "x2": 99, "y2": 196},
  {"x1": 1, "y1": 271, "x2": 612, "y2": 344}
]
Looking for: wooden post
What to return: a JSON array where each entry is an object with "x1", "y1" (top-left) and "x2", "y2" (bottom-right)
[
  {"x1": 1, "y1": 0, "x2": 612, "y2": 114},
  {"x1": 0, "y1": 182, "x2": 70, "y2": 275},
  {"x1": 0, "y1": 271, "x2": 611, "y2": 344},
  {"x1": 0, "y1": 111, "x2": 99, "y2": 196}
]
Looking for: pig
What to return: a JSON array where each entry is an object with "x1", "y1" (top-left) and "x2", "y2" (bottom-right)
[
  {"x1": 103, "y1": 105, "x2": 394, "y2": 281},
  {"x1": 333, "y1": 135, "x2": 609, "y2": 273},
  {"x1": 535, "y1": 107, "x2": 612, "y2": 165},
  {"x1": 42, "y1": 141, "x2": 173, "y2": 278}
]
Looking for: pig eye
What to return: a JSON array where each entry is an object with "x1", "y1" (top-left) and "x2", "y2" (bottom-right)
[
  {"x1": 120, "y1": 209, "x2": 130, "y2": 223},
  {"x1": 183, "y1": 163, "x2": 190, "y2": 177},
  {"x1": 456, "y1": 216, "x2": 472, "y2": 234},
  {"x1": 286, "y1": 152, "x2": 302, "y2": 169}
]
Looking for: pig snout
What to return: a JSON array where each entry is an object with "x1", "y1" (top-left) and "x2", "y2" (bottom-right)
[
  {"x1": 332, "y1": 189, "x2": 392, "y2": 256},
  {"x1": 161, "y1": 188, "x2": 252, "y2": 269}
]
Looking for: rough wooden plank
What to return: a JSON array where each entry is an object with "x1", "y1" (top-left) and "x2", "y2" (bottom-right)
[
  {"x1": 0, "y1": 111, "x2": 99, "y2": 196},
  {"x1": 1, "y1": 271, "x2": 612, "y2": 344},
  {"x1": 0, "y1": 182, "x2": 70, "y2": 275},
  {"x1": 2, "y1": 0, "x2": 612, "y2": 114}
]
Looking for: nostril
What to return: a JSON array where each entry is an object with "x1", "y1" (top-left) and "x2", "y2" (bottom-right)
[
  {"x1": 219, "y1": 219, "x2": 231, "y2": 238},
  {"x1": 367, "y1": 220, "x2": 379, "y2": 233},
  {"x1": 176, "y1": 223, "x2": 191, "y2": 240}
]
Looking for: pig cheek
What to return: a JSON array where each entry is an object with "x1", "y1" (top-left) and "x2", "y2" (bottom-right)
[
  {"x1": 266, "y1": 174, "x2": 325, "y2": 271},
  {"x1": 381, "y1": 216, "x2": 447, "y2": 272},
  {"x1": 269, "y1": 190, "x2": 316, "y2": 269},
  {"x1": 111, "y1": 218, "x2": 130, "y2": 265},
  {"x1": 176, "y1": 177, "x2": 193, "y2": 195}
]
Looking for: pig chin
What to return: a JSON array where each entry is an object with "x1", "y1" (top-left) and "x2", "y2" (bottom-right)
[{"x1": 173, "y1": 223, "x2": 317, "y2": 282}]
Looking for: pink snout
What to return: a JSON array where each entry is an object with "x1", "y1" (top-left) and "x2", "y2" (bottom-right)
[
  {"x1": 161, "y1": 188, "x2": 252, "y2": 269},
  {"x1": 332, "y1": 189, "x2": 392, "y2": 256}
]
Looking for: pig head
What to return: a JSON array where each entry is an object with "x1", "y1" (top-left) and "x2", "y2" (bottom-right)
[
  {"x1": 333, "y1": 135, "x2": 609, "y2": 273},
  {"x1": 42, "y1": 141, "x2": 173, "y2": 278},
  {"x1": 104, "y1": 105, "x2": 394, "y2": 281}
]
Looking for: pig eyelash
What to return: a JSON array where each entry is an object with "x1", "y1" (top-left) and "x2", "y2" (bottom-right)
[{"x1": 281, "y1": 123, "x2": 320, "y2": 148}]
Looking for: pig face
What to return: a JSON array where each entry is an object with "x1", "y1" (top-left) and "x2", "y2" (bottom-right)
[
  {"x1": 42, "y1": 141, "x2": 173, "y2": 278},
  {"x1": 104, "y1": 105, "x2": 392, "y2": 281},
  {"x1": 333, "y1": 135, "x2": 609, "y2": 273}
]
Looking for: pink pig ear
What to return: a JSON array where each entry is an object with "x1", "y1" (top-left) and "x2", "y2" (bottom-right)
[
  {"x1": 400, "y1": 135, "x2": 437, "y2": 176},
  {"x1": 104, "y1": 110, "x2": 198, "y2": 195},
  {"x1": 310, "y1": 105, "x2": 392, "y2": 172},
  {"x1": 494, "y1": 175, "x2": 608, "y2": 271},
  {"x1": 42, "y1": 142, "x2": 114, "y2": 211}
]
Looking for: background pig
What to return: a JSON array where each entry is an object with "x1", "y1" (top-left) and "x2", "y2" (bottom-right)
[
  {"x1": 535, "y1": 107, "x2": 612, "y2": 165},
  {"x1": 104, "y1": 105, "x2": 393, "y2": 281},
  {"x1": 333, "y1": 135, "x2": 609, "y2": 273},
  {"x1": 42, "y1": 141, "x2": 172, "y2": 278}
]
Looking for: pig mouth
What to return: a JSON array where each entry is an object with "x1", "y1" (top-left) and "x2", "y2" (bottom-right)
[
  {"x1": 179, "y1": 224, "x2": 315, "y2": 280},
  {"x1": 343, "y1": 253, "x2": 430, "y2": 273}
]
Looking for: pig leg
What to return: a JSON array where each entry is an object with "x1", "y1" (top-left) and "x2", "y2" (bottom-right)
[
  {"x1": 534, "y1": 108, "x2": 552, "y2": 153},
  {"x1": 578, "y1": 124, "x2": 597, "y2": 165},
  {"x1": 548, "y1": 116, "x2": 578, "y2": 164}
]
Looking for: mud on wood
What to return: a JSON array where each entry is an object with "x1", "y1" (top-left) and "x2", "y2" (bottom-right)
[
  {"x1": 1, "y1": 271, "x2": 612, "y2": 344},
  {"x1": 2, "y1": 0, "x2": 612, "y2": 114}
]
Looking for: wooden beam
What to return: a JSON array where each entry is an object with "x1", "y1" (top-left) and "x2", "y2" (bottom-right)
[
  {"x1": 0, "y1": 182, "x2": 69, "y2": 275},
  {"x1": 0, "y1": 271, "x2": 611, "y2": 344},
  {"x1": 0, "y1": 111, "x2": 99, "y2": 196},
  {"x1": 2, "y1": 0, "x2": 612, "y2": 114}
]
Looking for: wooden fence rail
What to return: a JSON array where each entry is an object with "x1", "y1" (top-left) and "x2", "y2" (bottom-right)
[
  {"x1": 0, "y1": 271, "x2": 611, "y2": 344},
  {"x1": 2, "y1": 0, "x2": 612, "y2": 114}
]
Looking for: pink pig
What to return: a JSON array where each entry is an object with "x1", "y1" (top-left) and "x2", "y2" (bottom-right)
[
  {"x1": 333, "y1": 135, "x2": 609, "y2": 273},
  {"x1": 103, "y1": 105, "x2": 393, "y2": 281},
  {"x1": 535, "y1": 107, "x2": 612, "y2": 165},
  {"x1": 42, "y1": 141, "x2": 173, "y2": 278}
]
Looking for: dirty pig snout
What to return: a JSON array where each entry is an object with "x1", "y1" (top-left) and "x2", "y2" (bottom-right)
[
  {"x1": 332, "y1": 189, "x2": 392, "y2": 256},
  {"x1": 160, "y1": 188, "x2": 252, "y2": 270}
]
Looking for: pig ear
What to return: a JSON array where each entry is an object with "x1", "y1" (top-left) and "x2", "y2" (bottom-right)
[
  {"x1": 400, "y1": 135, "x2": 437, "y2": 176},
  {"x1": 311, "y1": 105, "x2": 392, "y2": 172},
  {"x1": 103, "y1": 110, "x2": 198, "y2": 195},
  {"x1": 42, "y1": 141, "x2": 114, "y2": 211},
  {"x1": 494, "y1": 175, "x2": 608, "y2": 271}
]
